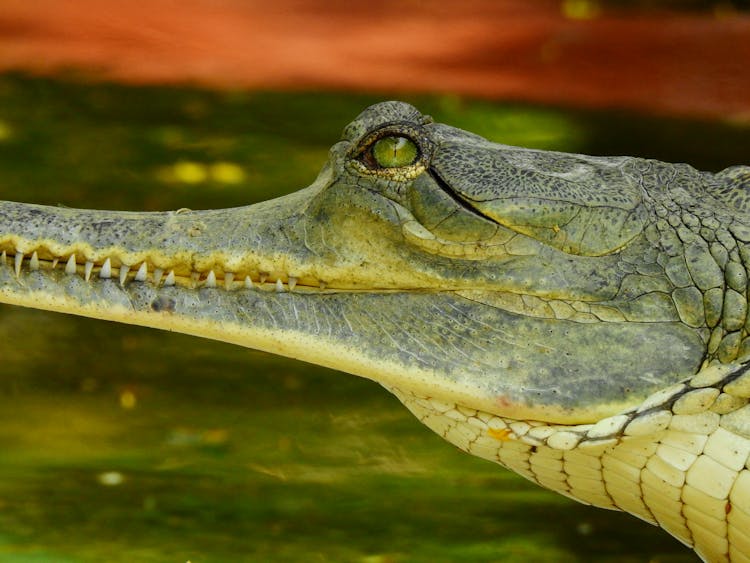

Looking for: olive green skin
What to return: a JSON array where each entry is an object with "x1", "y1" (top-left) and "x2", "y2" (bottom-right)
[{"x1": 0, "y1": 101, "x2": 749, "y2": 424}]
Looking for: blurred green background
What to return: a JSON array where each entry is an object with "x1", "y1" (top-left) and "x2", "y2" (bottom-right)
[{"x1": 0, "y1": 74, "x2": 748, "y2": 562}]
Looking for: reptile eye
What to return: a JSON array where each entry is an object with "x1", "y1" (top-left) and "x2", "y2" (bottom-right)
[{"x1": 371, "y1": 136, "x2": 419, "y2": 168}]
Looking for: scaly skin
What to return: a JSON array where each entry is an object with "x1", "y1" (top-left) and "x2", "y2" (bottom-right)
[{"x1": 1, "y1": 101, "x2": 750, "y2": 561}]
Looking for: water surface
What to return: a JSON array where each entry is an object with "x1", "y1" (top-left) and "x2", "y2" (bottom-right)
[{"x1": 1, "y1": 75, "x2": 748, "y2": 562}]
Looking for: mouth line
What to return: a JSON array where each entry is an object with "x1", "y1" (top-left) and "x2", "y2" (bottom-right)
[
  {"x1": 0, "y1": 240, "x2": 615, "y2": 318},
  {"x1": 1, "y1": 245, "x2": 616, "y2": 323},
  {"x1": 0, "y1": 246, "x2": 327, "y2": 293},
  {"x1": 0, "y1": 246, "x2": 482, "y2": 296},
  {"x1": 3, "y1": 248, "x2": 614, "y2": 329}
]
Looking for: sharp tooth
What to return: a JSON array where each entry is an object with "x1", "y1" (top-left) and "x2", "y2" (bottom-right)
[
  {"x1": 119, "y1": 265, "x2": 130, "y2": 285},
  {"x1": 275, "y1": 278, "x2": 284, "y2": 292},
  {"x1": 205, "y1": 270, "x2": 217, "y2": 288},
  {"x1": 52, "y1": 257, "x2": 59, "y2": 269},
  {"x1": 319, "y1": 281, "x2": 327, "y2": 290},
  {"x1": 244, "y1": 276, "x2": 253, "y2": 289},
  {"x1": 164, "y1": 270, "x2": 175, "y2": 286},
  {"x1": 288, "y1": 276, "x2": 297, "y2": 291},
  {"x1": 84, "y1": 261, "x2": 94, "y2": 281},
  {"x1": 30, "y1": 252, "x2": 39, "y2": 271},
  {"x1": 1, "y1": 250, "x2": 6, "y2": 264},
  {"x1": 135, "y1": 262, "x2": 148, "y2": 282},
  {"x1": 100, "y1": 258, "x2": 112, "y2": 279},
  {"x1": 153, "y1": 268, "x2": 163, "y2": 285},
  {"x1": 14, "y1": 252, "x2": 23, "y2": 276},
  {"x1": 65, "y1": 254, "x2": 77, "y2": 275},
  {"x1": 191, "y1": 271, "x2": 200, "y2": 282},
  {"x1": 224, "y1": 272, "x2": 234, "y2": 289},
  {"x1": 259, "y1": 272, "x2": 268, "y2": 284}
]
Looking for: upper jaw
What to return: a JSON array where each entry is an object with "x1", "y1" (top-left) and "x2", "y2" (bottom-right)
[
  {"x1": 0, "y1": 163, "x2": 339, "y2": 293},
  {"x1": 0, "y1": 131, "x2": 641, "y2": 301}
]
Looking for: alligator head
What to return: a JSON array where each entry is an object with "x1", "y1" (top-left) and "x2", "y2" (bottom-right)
[{"x1": 1, "y1": 101, "x2": 746, "y2": 425}]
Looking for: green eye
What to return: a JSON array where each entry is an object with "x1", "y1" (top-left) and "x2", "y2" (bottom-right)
[{"x1": 371, "y1": 136, "x2": 419, "y2": 168}]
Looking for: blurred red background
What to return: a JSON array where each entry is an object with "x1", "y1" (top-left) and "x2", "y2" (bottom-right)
[{"x1": 0, "y1": 0, "x2": 748, "y2": 120}]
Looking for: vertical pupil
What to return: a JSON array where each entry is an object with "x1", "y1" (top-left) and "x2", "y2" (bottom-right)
[
  {"x1": 390, "y1": 137, "x2": 409, "y2": 156},
  {"x1": 371, "y1": 136, "x2": 418, "y2": 168}
]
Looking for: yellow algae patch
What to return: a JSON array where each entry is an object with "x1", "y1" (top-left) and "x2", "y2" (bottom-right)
[
  {"x1": 562, "y1": 0, "x2": 601, "y2": 20},
  {"x1": 210, "y1": 161, "x2": 246, "y2": 184},
  {"x1": 119, "y1": 389, "x2": 137, "y2": 409},
  {"x1": 173, "y1": 161, "x2": 208, "y2": 184},
  {"x1": 0, "y1": 120, "x2": 11, "y2": 141},
  {"x1": 157, "y1": 160, "x2": 246, "y2": 185}
]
